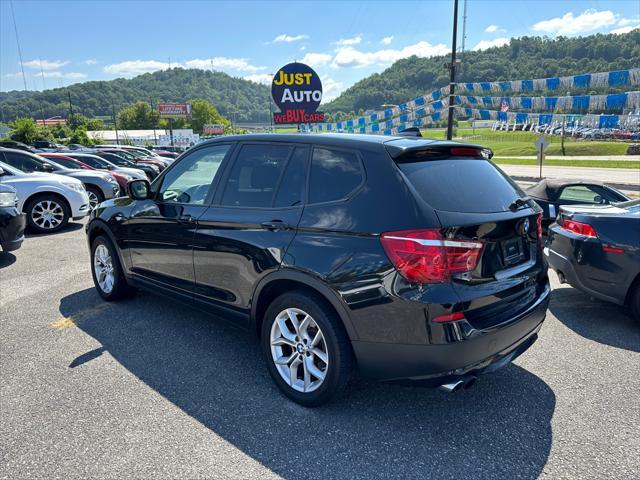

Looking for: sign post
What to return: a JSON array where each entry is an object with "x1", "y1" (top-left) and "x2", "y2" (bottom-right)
[
  {"x1": 535, "y1": 135, "x2": 549, "y2": 179},
  {"x1": 158, "y1": 103, "x2": 192, "y2": 147},
  {"x1": 271, "y1": 62, "x2": 324, "y2": 126}
]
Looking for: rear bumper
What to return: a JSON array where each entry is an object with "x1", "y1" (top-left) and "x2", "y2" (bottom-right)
[
  {"x1": 0, "y1": 208, "x2": 26, "y2": 252},
  {"x1": 352, "y1": 283, "x2": 550, "y2": 382},
  {"x1": 544, "y1": 245, "x2": 623, "y2": 305}
]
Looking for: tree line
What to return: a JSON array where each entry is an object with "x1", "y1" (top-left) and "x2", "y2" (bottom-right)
[{"x1": 0, "y1": 68, "x2": 272, "y2": 124}]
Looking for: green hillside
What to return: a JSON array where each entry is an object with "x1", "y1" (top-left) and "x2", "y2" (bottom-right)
[
  {"x1": 323, "y1": 31, "x2": 640, "y2": 115},
  {"x1": 0, "y1": 68, "x2": 272, "y2": 123}
]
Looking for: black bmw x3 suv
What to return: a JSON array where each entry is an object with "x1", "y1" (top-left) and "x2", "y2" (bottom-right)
[{"x1": 86, "y1": 133, "x2": 550, "y2": 406}]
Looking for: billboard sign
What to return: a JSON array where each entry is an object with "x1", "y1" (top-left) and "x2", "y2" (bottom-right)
[
  {"x1": 271, "y1": 62, "x2": 324, "y2": 125},
  {"x1": 158, "y1": 103, "x2": 192, "y2": 118},
  {"x1": 203, "y1": 124, "x2": 224, "y2": 135}
]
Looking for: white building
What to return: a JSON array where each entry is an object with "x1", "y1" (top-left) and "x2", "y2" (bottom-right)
[{"x1": 87, "y1": 129, "x2": 200, "y2": 147}]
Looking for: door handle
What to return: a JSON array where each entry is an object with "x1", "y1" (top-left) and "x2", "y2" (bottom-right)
[
  {"x1": 261, "y1": 220, "x2": 289, "y2": 231},
  {"x1": 178, "y1": 214, "x2": 196, "y2": 224}
]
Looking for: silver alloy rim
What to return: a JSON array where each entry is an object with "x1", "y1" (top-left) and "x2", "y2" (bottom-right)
[
  {"x1": 31, "y1": 200, "x2": 65, "y2": 229},
  {"x1": 270, "y1": 308, "x2": 328, "y2": 393},
  {"x1": 94, "y1": 244, "x2": 115, "y2": 294},
  {"x1": 87, "y1": 190, "x2": 99, "y2": 209}
]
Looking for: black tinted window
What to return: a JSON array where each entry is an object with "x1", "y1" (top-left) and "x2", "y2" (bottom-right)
[
  {"x1": 398, "y1": 159, "x2": 525, "y2": 213},
  {"x1": 309, "y1": 148, "x2": 363, "y2": 204},
  {"x1": 221, "y1": 144, "x2": 291, "y2": 207},
  {"x1": 2, "y1": 152, "x2": 44, "y2": 172},
  {"x1": 274, "y1": 147, "x2": 309, "y2": 207}
]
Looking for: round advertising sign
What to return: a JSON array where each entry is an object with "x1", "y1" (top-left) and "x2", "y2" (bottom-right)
[{"x1": 271, "y1": 62, "x2": 323, "y2": 114}]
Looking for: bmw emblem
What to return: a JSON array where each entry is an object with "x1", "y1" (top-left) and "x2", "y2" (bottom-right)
[{"x1": 520, "y1": 218, "x2": 530, "y2": 236}]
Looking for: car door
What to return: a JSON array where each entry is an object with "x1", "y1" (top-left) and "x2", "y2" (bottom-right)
[
  {"x1": 125, "y1": 143, "x2": 233, "y2": 293},
  {"x1": 192, "y1": 143, "x2": 309, "y2": 321}
]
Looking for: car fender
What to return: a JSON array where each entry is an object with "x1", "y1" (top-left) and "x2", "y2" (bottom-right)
[
  {"x1": 251, "y1": 269, "x2": 359, "y2": 341},
  {"x1": 8, "y1": 181, "x2": 76, "y2": 212}
]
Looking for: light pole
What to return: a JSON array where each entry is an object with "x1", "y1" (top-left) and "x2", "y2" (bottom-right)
[{"x1": 446, "y1": 0, "x2": 459, "y2": 140}]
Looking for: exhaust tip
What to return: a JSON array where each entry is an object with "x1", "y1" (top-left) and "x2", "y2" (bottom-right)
[
  {"x1": 439, "y1": 375, "x2": 478, "y2": 393},
  {"x1": 438, "y1": 380, "x2": 465, "y2": 393}
]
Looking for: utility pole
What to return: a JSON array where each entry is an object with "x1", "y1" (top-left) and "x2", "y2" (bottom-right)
[
  {"x1": 68, "y1": 91, "x2": 75, "y2": 129},
  {"x1": 112, "y1": 101, "x2": 120, "y2": 145},
  {"x1": 446, "y1": 0, "x2": 459, "y2": 141},
  {"x1": 150, "y1": 98, "x2": 157, "y2": 145}
]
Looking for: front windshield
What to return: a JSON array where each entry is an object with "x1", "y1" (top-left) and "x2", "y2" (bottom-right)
[{"x1": 41, "y1": 158, "x2": 67, "y2": 170}]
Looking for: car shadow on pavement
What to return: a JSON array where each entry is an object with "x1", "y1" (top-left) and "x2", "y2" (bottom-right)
[
  {"x1": 0, "y1": 252, "x2": 17, "y2": 268},
  {"x1": 549, "y1": 286, "x2": 640, "y2": 353},
  {"x1": 25, "y1": 221, "x2": 85, "y2": 238},
  {"x1": 61, "y1": 288, "x2": 556, "y2": 480}
]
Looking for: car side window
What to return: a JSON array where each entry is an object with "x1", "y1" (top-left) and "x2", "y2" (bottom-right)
[
  {"x1": 308, "y1": 148, "x2": 363, "y2": 204},
  {"x1": 158, "y1": 144, "x2": 230, "y2": 205},
  {"x1": 2, "y1": 152, "x2": 43, "y2": 172},
  {"x1": 559, "y1": 185, "x2": 605, "y2": 204},
  {"x1": 220, "y1": 144, "x2": 292, "y2": 207},
  {"x1": 274, "y1": 147, "x2": 309, "y2": 208}
]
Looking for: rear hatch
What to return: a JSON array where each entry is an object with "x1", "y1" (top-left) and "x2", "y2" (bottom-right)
[{"x1": 389, "y1": 145, "x2": 547, "y2": 329}]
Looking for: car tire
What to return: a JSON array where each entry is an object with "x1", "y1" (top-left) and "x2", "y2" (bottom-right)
[
  {"x1": 90, "y1": 235, "x2": 136, "y2": 301},
  {"x1": 629, "y1": 282, "x2": 640, "y2": 324},
  {"x1": 86, "y1": 186, "x2": 104, "y2": 210},
  {"x1": 261, "y1": 290, "x2": 353, "y2": 407},
  {"x1": 24, "y1": 194, "x2": 70, "y2": 234}
]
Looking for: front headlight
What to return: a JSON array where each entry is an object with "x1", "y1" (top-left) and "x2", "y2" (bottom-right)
[
  {"x1": 63, "y1": 181, "x2": 86, "y2": 193},
  {"x1": 106, "y1": 176, "x2": 118, "y2": 185},
  {"x1": 0, "y1": 191, "x2": 17, "y2": 207}
]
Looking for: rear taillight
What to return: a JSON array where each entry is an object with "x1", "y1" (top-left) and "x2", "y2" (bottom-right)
[
  {"x1": 560, "y1": 218, "x2": 597, "y2": 238},
  {"x1": 536, "y1": 213, "x2": 543, "y2": 245},
  {"x1": 450, "y1": 147, "x2": 482, "y2": 157},
  {"x1": 380, "y1": 229, "x2": 483, "y2": 283},
  {"x1": 432, "y1": 312, "x2": 466, "y2": 323}
]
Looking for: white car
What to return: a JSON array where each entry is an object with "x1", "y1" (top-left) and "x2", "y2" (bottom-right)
[{"x1": 0, "y1": 161, "x2": 90, "y2": 233}]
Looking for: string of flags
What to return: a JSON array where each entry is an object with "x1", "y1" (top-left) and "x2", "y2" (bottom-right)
[
  {"x1": 453, "y1": 91, "x2": 640, "y2": 112},
  {"x1": 455, "y1": 68, "x2": 640, "y2": 94},
  {"x1": 307, "y1": 68, "x2": 640, "y2": 134}
]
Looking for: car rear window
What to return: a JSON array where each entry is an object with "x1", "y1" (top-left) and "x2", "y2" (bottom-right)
[{"x1": 398, "y1": 158, "x2": 525, "y2": 213}]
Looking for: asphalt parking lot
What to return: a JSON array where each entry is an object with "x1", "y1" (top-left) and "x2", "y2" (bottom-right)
[{"x1": 1, "y1": 220, "x2": 639, "y2": 480}]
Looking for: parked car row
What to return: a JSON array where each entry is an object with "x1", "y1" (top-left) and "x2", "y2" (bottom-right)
[{"x1": 0, "y1": 143, "x2": 178, "y2": 249}]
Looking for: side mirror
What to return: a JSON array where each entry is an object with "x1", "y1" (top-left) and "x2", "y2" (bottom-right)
[
  {"x1": 42, "y1": 163, "x2": 55, "y2": 172},
  {"x1": 128, "y1": 179, "x2": 151, "y2": 200}
]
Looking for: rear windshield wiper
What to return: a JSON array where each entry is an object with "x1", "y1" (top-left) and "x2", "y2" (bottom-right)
[{"x1": 508, "y1": 196, "x2": 531, "y2": 212}]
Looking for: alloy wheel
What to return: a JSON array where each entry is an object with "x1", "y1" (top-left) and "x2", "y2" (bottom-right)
[
  {"x1": 94, "y1": 244, "x2": 115, "y2": 294},
  {"x1": 31, "y1": 200, "x2": 65, "y2": 230},
  {"x1": 270, "y1": 308, "x2": 329, "y2": 393},
  {"x1": 87, "y1": 190, "x2": 100, "y2": 209}
]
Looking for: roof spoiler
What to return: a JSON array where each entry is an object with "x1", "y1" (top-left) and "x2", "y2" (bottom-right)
[{"x1": 397, "y1": 127, "x2": 422, "y2": 138}]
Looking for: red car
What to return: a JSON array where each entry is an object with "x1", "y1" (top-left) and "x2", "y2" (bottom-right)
[{"x1": 39, "y1": 153, "x2": 131, "y2": 194}]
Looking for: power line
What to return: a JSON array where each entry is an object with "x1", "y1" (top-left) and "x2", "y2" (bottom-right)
[{"x1": 9, "y1": 0, "x2": 28, "y2": 92}]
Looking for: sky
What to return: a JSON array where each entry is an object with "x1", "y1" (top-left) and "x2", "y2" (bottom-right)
[{"x1": 1, "y1": 0, "x2": 638, "y2": 101}]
